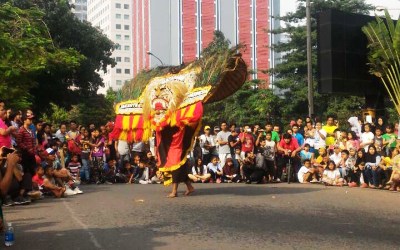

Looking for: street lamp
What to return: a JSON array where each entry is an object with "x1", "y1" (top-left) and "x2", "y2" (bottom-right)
[
  {"x1": 306, "y1": 0, "x2": 314, "y2": 118},
  {"x1": 146, "y1": 51, "x2": 164, "y2": 66}
]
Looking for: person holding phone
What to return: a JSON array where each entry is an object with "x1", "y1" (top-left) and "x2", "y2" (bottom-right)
[
  {"x1": 0, "y1": 102, "x2": 17, "y2": 148},
  {"x1": 0, "y1": 148, "x2": 20, "y2": 231}
]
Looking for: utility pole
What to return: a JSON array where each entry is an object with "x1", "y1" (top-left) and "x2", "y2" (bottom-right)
[{"x1": 306, "y1": 0, "x2": 314, "y2": 118}]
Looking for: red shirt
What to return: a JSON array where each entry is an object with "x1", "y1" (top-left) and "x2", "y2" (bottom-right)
[
  {"x1": 239, "y1": 132, "x2": 254, "y2": 153},
  {"x1": 278, "y1": 138, "x2": 300, "y2": 154},
  {"x1": 16, "y1": 126, "x2": 36, "y2": 155},
  {"x1": 32, "y1": 174, "x2": 44, "y2": 187}
]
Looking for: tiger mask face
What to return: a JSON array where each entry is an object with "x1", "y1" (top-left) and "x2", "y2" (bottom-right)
[{"x1": 143, "y1": 80, "x2": 188, "y2": 123}]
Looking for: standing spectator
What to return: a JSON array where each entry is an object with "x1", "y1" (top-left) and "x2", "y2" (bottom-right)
[
  {"x1": 16, "y1": 113, "x2": 36, "y2": 192},
  {"x1": 264, "y1": 122, "x2": 280, "y2": 143},
  {"x1": 67, "y1": 120, "x2": 79, "y2": 140},
  {"x1": 323, "y1": 115, "x2": 338, "y2": 147},
  {"x1": 55, "y1": 122, "x2": 67, "y2": 143},
  {"x1": 375, "y1": 117, "x2": 385, "y2": 132},
  {"x1": 88, "y1": 128, "x2": 105, "y2": 184},
  {"x1": 0, "y1": 103, "x2": 17, "y2": 148},
  {"x1": 239, "y1": 125, "x2": 254, "y2": 158},
  {"x1": 304, "y1": 121, "x2": 315, "y2": 153},
  {"x1": 360, "y1": 123, "x2": 375, "y2": 152},
  {"x1": 296, "y1": 118, "x2": 305, "y2": 136},
  {"x1": 228, "y1": 128, "x2": 241, "y2": 168},
  {"x1": 382, "y1": 125, "x2": 396, "y2": 156},
  {"x1": 216, "y1": 122, "x2": 231, "y2": 168},
  {"x1": 374, "y1": 128, "x2": 384, "y2": 155},
  {"x1": 313, "y1": 121, "x2": 326, "y2": 156},
  {"x1": 292, "y1": 125, "x2": 304, "y2": 147},
  {"x1": 199, "y1": 126, "x2": 215, "y2": 165},
  {"x1": 276, "y1": 133, "x2": 301, "y2": 182},
  {"x1": 116, "y1": 139, "x2": 130, "y2": 169}
]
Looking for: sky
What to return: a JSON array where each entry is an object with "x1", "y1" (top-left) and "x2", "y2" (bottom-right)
[{"x1": 280, "y1": 0, "x2": 400, "y2": 18}]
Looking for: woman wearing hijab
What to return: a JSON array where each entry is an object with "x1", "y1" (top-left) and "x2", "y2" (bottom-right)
[{"x1": 364, "y1": 145, "x2": 383, "y2": 188}]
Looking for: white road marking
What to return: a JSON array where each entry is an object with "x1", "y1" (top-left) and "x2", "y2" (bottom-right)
[{"x1": 63, "y1": 200, "x2": 103, "y2": 249}]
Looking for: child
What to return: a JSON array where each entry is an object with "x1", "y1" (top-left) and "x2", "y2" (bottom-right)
[
  {"x1": 42, "y1": 165, "x2": 66, "y2": 198},
  {"x1": 222, "y1": 158, "x2": 240, "y2": 183},
  {"x1": 374, "y1": 128, "x2": 384, "y2": 155},
  {"x1": 263, "y1": 132, "x2": 276, "y2": 181},
  {"x1": 207, "y1": 156, "x2": 223, "y2": 183},
  {"x1": 322, "y1": 160, "x2": 343, "y2": 186},
  {"x1": 234, "y1": 148, "x2": 244, "y2": 180},
  {"x1": 118, "y1": 160, "x2": 135, "y2": 183},
  {"x1": 346, "y1": 131, "x2": 359, "y2": 151},
  {"x1": 337, "y1": 149, "x2": 352, "y2": 182},
  {"x1": 242, "y1": 151, "x2": 256, "y2": 184},
  {"x1": 188, "y1": 158, "x2": 211, "y2": 183},
  {"x1": 32, "y1": 165, "x2": 45, "y2": 194},
  {"x1": 297, "y1": 159, "x2": 318, "y2": 184},
  {"x1": 67, "y1": 154, "x2": 81, "y2": 184},
  {"x1": 300, "y1": 144, "x2": 314, "y2": 163},
  {"x1": 103, "y1": 159, "x2": 117, "y2": 184},
  {"x1": 136, "y1": 160, "x2": 151, "y2": 184}
]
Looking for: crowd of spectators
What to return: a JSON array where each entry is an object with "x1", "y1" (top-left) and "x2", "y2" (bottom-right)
[
  {"x1": 1, "y1": 98, "x2": 399, "y2": 218},
  {"x1": 194, "y1": 116, "x2": 400, "y2": 191}
]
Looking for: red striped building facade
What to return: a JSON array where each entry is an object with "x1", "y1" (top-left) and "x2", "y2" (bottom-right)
[{"x1": 132, "y1": 0, "x2": 270, "y2": 87}]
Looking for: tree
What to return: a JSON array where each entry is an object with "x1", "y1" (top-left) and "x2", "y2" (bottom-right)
[
  {"x1": 362, "y1": 10, "x2": 400, "y2": 115},
  {"x1": 269, "y1": 0, "x2": 374, "y2": 122},
  {"x1": 2, "y1": 0, "x2": 116, "y2": 113},
  {"x1": 0, "y1": 2, "x2": 83, "y2": 109}
]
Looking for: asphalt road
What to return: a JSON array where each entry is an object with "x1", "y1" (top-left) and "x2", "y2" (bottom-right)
[{"x1": 3, "y1": 183, "x2": 400, "y2": 250}]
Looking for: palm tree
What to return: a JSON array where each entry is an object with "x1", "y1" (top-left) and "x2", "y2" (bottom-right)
[{"x1": 362, "y1": 9, "x2": 400, "y2": 136}]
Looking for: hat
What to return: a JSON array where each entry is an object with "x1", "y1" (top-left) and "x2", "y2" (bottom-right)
[
  {"x1": 234, "y1": 128, "x2": 241, "y2": 133},
  {"x1": 45, "y1": 148, "x2": 56, "y2": 155},
  {"x1": 214, "y1": 126, "x2": 220, "y2": 131},
  {"x1": 204, "y1": 125, "x2": 211, "y2": 131}
]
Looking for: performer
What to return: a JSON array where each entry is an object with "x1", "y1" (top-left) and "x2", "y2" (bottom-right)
[{"x1": 110, "y1": 36, "x2": 247, "y2": 198}]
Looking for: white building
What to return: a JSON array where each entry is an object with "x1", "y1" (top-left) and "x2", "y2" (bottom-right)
[
  {"x1": 87, "y1": 0, "x2": 133, "y2": 93},
  {"x1": 69, "y1": 0, "x2": 88, "y2": 21}
]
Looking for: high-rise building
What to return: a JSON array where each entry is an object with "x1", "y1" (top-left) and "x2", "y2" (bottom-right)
[
  {"x1": 87, "y1": 0, "x2": 134, "y2": 93},
  {"x1": 132, "y1": 0, "x2": 272, "y2": 87},
  {"x1": 69, "y1": 0, "x2": 88, "y2": 21}
]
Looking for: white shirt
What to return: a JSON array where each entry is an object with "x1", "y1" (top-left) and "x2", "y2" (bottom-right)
[
  {"x1": 323, "y1": 169, "x2": 341, "y2": 181},
  {"x1": 192, "y1": 165, "x2": 208, "y2": 175},
  {"x1": 297, "y1": 166, "x2": 310, "y2": 183},
  {"x1": 216, "y1": 131, "x2": 231, "y2": 154},
  {"x1": 314, "y1": 129, "x2": 327, "y2": 149},
  {"x1": 330, "y1": 153, "x2": 342, "y2": 166},
  {"x1": 360, "y1": 132, "x2": 374, "y2": 151},
  {"x1": 199, "y1": 134, "x2": 214, "y2": 154},
  {"x1": 117, "y1": 140, "x2": 130, "y2": 155}
]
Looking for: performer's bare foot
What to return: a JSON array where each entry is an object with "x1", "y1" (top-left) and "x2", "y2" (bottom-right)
[
  {"x1": 167, "y1": 193, "x2": 177, "y2": 198},
  {"x1": 184, "y1": 187, "x2": 194, "y2": 196}
]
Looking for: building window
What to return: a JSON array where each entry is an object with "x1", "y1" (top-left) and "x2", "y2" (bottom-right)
[
  {"x1": 116, "y1": 24, "x2": 121, "y2": 29},
  {"x1": 116, "y1": 57, "x2": 121, "y2": 62},
  {"x1": 124, "y1": 14, "x2": 129, "y2": 20},
  {"x1": 116, "y1": 80, "x2": 122, "y2": 85},
  {"x1": 124, "y1": 4, "x2": 129, "y2": 9},
  {"x1": 124, "y1": 25, "x2": 129, "y2": 30},
  {"x1": 124, "y1": 45, "x2": 130, "y2": 51},
  {"x1": 124, "y1": 35, "x2": 130, "y2": 40},
  {"x1": 116, "y1": 14, "x2": 121, "y2": 19},
  {"x1": 116, "y1": 34, "x2": 121, "y2": 40},
  {"x1": 124, "y1": 57, "x2": 130, "y2": 62},
  {"x1": 116, "y1": 68, "x2": 122, "y2": 74},
  {"x1": 116, "y1": 3, "x2": 121, "y2": 8},
  {"x1": 125, "y1": 69, "x2": 130, "y2": 74}
]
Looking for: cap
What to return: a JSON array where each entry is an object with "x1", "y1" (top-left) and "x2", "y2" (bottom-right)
[
  {"x1": 204, "y1": 125, "x2": 211, "y2": 131},
  {"x1": 214, "y1": 126, "x2": 220, "y2": 131},
  {"x1": 45, "y1": 148, "x2": 56, "y2": 155}
]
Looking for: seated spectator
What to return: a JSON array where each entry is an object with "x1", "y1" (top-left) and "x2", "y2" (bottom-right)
[
  {"x1": 188, "y1": 158, "x2": 211, "y2": 183},
  {"x1": 347, "y1": 161, "x2": 363, "y2": 187},
  {"x1": 337, "y1": 149, "x2": 351, "y2": 182},
  {"x1": 234, "y1": 148, "x2": 244, "y2": 179},
  {"x1": 322, "y1": 160, "x2": 343, "y2": 186},
  {"x1": 346, "y1": 131, "x2": 359, "y2": 151},
  {"x1": 388, "y1": 162, "x2": 400, "y2": 191},
  {"x1": 222, "y1": 158, "x2": 240, "y2": 183},
  {"x1": 207, "y1": 156, "x2": 223, "y2": 183},
  {"x1": 329, "y1": 145, "x2": 342, "y2": 167},
  {"x1": 117, "y1": 160, "x2": 135, "y2": 184},
  {"x1": 42, "y1": 165, "x2": 66, "y2": 198},
  {"x1": 242, "y1": 151, "x2": 257, "y2": 184},
  {"x1": 297, "y1": 159, "x2": 318, "y2": 184},
  {"x1": 103, "y1": 159, "x2": 117, "y2": 184},
  {"x1": 136, "y1": 160, "x2": 151, "y2": 184},
  {"x1": 32, "y1": 165, "x2": 45, "y2": 193},
  {"x1": 364, "y1": 145, "x2": 383, "y2": 188}
]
